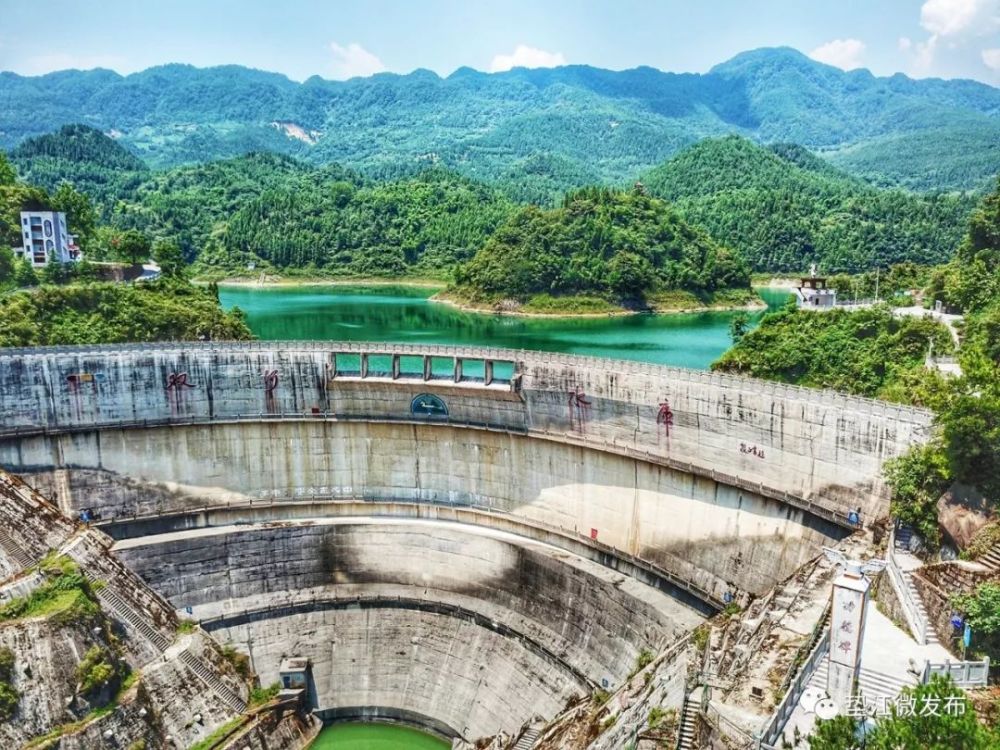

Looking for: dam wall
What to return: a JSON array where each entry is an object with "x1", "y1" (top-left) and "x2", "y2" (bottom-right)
[
  {"x1": 0, "y1": 341, "x2": 932, "y2": 524},
  {"x1": 12, "y1": 422, "x2": 841, "y2": 598},
  {"x1": 114, "y1": 518, "x2": 704, "y2": 738}
]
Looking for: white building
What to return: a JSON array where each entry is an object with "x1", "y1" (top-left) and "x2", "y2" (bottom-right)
[
  {"x1": 794, "y1": 266, "x2": 837, "y2": 309},
  {"x1": 13, "y1": 211, "x2": 81, "y2": 267}
]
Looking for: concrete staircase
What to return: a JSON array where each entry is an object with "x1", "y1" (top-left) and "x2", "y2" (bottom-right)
[
  {"x1": 89, "y1": 579, "x2": 171, "y2": 651},
  {"x1": 179, "y1": 649, "x2": 248, "y2": 713},
  {"x1": 676, "y1": 692, "x2": 700, "y2": 750},
  {"x1": 976, "y1": 543, "x2": 1000, "y2": 572},
  {"x1": 901, "y1": 569, "x2": 940, "y2": 646},
  {"x1": 84, "y1": 571, "x2": 247, "y2": 713},
  {"x1": 894, "y1": 525, "x2": 914, "y2": 552},
  {"x1": 0, "y1": 527, "x2": 36, "y2": 571},
  {"x1": 809, "y1": 661, "x2": 917, "y2": 705}
]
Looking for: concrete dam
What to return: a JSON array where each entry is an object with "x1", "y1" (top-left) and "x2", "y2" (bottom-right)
[{"x1": 0, "y1": 342, "x2": 933, "y2": 740}]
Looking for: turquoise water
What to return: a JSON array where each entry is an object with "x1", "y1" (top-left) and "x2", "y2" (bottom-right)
[
  {"x1": 310, "y1": 723, "x2": 449, "y2": 749},
  {"x1": 219, "y1": 285, "x2": 791, "y2": 370}
]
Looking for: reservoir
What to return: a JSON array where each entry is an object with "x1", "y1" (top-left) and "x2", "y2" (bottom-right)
[{"x1": 219, "y1": 285, "x2": 791, "y2": 370}]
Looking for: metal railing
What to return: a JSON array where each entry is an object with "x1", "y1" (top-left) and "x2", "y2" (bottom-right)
[
  {"x1": 757, "y1": 630, "x2": 830, "y2": 748},
  {"x1": 885, "y1": 526, "x2": 929, "y2": 645},
  {"x1": 922, "y1": 658, "x2": 990, "y2": 687}
]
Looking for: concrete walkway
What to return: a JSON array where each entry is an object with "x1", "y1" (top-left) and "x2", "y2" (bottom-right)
[{"x1": 776, "y1": 599, "x2": 951, "y2": 745}]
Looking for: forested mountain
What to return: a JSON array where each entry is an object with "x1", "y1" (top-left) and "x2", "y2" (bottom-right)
[
  {"x1": 2, "y1": 48, "x2": 999, "y2": 192},
  {"x1": 451, "y1": 186, "x2": 750, "y2": 309},
  {"x1": 4, "y1": 125, "x2": 987, "y2": 278},
  {"x1": 643, "y1": 136, "x2": 975, "y2": 272},
  {"x1": 208, "y1": 169, "x2": 513, "y2": 277}
]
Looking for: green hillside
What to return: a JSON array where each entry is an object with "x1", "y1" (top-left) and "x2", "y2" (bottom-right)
[
  {"x1": 2, "y1": 48, "x2": 999, "y2": 192},
  {"x1": 642, "y1": 136, "x2": 974, "y2": 272},
  {"x1": 451, "y1": 186, "x2": 751, "y2": 311}
]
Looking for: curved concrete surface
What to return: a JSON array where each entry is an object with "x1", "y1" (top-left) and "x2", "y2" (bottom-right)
[
  {"x1": 0, "y1": 342, "x2": 933, "y2": 738},
  {"x1": 113, "y1": 517, "x2": 704, "y2": 738}
]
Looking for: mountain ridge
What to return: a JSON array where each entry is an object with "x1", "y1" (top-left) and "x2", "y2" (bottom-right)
[{"x1": 2, "y1": 47, "x2": 998, "y2": 193}]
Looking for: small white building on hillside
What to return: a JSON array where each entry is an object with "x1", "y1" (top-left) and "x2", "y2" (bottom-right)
[
  {"x1": 794, "y1": 266, "x2": 837, "y2": 309},
  {"x1": 13, "y1": 210, "x2": 81, "y2": 267}
]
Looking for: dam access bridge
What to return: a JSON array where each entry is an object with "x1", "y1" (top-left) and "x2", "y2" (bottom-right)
[{"x1": 0, "y1": 342, "x2": 932, "y2": 740}]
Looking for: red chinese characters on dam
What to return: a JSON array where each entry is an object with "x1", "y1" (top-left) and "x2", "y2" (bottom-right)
[
  {"x1": 657, "y1": 400, "x2": 673, "y2": 439},
  {"x1": 568, "y1": 386, "x2": 592, "y2": 433},
  {"x1": 165, "y1": 371, "x2": 196, "y2": 417},
  {"x1": 264, "y1": 370, "x2": 280, "y2": 414}
]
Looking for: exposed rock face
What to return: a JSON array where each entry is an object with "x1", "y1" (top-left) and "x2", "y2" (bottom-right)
[
  {"x1": 0, "y1": 470, "x2": 255, "y2": 749},
  {"x1": 219, "y1": 706, "x2": 321, "y2": 750},
  {"x1": 938, "y1": 484, "x2": 992, "y2": 550}
]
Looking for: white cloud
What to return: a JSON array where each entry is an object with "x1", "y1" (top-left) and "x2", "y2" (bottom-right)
[
  {"x1": 329, "y1": 42, "x2": 386, "y2": 80},
  {"x1": 489, "y1": 44, "x2": 566, "y2": 73},
  {"x1": 901, "y1": 1, "x2": 1000, "y2": 76},
  {"x1": 808, "y1": 39, "x2": 866, "y2": 70},
  {"x1": 920, "y1": 0, "x2": 998, "y2": 36},
  {"x1": 983, "y1": 47, "x2": 1000, "y2": 69}
]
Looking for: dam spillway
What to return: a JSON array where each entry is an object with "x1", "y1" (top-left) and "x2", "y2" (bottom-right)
[{"x1": 0, "y1": 341, "x2": 933, "y2": 739}]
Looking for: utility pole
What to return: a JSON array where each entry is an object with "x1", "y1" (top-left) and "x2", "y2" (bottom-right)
[{"x1": 874, "y1": 267, "x2": 880, "y2": 303}]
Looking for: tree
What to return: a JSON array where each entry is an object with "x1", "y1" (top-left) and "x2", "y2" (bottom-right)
[
  {"x1": 808, "y1": 715, "x2": 860, "y2": 750},
  {"x1": 607, "y1": 251, "x2": 655, "y2": 297},
  {"x1": 115, "y1": 229, "x2": 151, "y2": 265},
  {"x1": 0, "y1": 154, "x2": 15, "y2": 187},
  {"x1": 12, "y1": 258, "x2": 38, "y2": 288},
  {"x1": 152, "y1": 238, "x2": 187, "y2": 279},
  {"x1": 810, "y1": 677, "x2": 996, "y2": 749},
  {"x1": 729, "y1": 313, "x2": 750, "y2": 344},
  {"x1": 50, "y1": 182, "x2": 97, "y2": 250},
  {"x1": 953, "y1": 583, "x2": 1000, "y2": 661},
  {"x1": 885, "y1": 443, "x2": 950, "y2": 551},
  {"x1": 0, "y1": 246, "x2": 14, "y2": 288}
]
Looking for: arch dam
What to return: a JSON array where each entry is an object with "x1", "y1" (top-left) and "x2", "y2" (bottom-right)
[{"x1": 0, "y1": 342, "x2": 932, "y2": 740}]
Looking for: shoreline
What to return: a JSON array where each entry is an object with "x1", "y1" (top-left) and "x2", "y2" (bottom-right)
[
  {"x1": 200, "y1": 276, "x2": 447, "y2": 290},
  {"x1": 204, "y1": 276, "x2": 774, "y2": 319},
  {"x1": 431, "y1": 293, "x2": 768, "y2": 319}
]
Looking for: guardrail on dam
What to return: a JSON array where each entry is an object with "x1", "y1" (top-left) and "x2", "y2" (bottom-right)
[{"x1": 0, "y1": 340, "x2": 931, "y2": 524}]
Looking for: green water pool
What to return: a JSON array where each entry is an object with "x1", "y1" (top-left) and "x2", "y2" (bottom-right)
[
  {"x1": 219, "y1": 284, "x2": 792, "y2": 371},
  {"x1": 310, "y1": 722, "x2": 449, "y2": 749}
]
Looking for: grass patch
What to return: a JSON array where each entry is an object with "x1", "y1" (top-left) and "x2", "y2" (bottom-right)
[
  {"x1": 221, "y1": 645, "x2": 251, "y2": 681},
  {"x1": 187, "y1": 717, "x2": 245, "y2": 750},
  {"x1": 0, "y1": 558, "x2": 101, "y2": 625},
  {"x1": 76, "y1": 645, "x2": 116, "y2": 695},
  {"x1": 520, "y1": 294, "x2": 620, "y2": 314},
  {"x1": 249, "y1": 682, "x2": 280, "y2": 708},
  {"x1": 177, "y1": 619, "x2": 197, "y2": 634}
]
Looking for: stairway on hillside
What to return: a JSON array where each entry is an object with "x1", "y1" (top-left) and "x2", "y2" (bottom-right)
[
  {"x1": 179, "y1": 649, "x2": 248, "y2": 713},
  {"x1": 899, "y1": 569, "x2": 941, "y2": 646},
  {"x1": 84, "y1": 570, "x2": 248, "y2": 713},
  {"x1": 808, "y1": 660, "x2": 917, "y2": 706},
  {"x1": 511, "y1": 726, "x2": 541, "y2": 750},
  {"x1": 90, "y1": 579, "x2": 171, "y2": 651},
  {"x1": 893, "y1": 525, "x2": 940, "y2": 646},
  {"x1": 977, "y1": 543, "x2": 1000, "y2": 572},
  {"x1": 676, "y1": 691, "x2": 700, "y2": 750},
  {"x1": 0, "y1": 526, "x2": 37, "y2": 571},
  {"x1": 894, "y1": 526, "x2": 914, "y2": 552}
]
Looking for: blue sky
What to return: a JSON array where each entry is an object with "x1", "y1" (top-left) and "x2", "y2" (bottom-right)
[{"x1": 1, "y1": 0, "x2": 999, "y2": 84}]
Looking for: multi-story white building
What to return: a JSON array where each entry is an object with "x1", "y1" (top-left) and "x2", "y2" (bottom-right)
[{"x1": 13, "y1": 211, "x2": 81, "y2": 267}]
